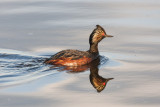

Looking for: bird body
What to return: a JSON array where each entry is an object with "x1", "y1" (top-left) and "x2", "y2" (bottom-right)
[
  {"x1": 45, "y1": 49, "x2": 96, "y2": 66},
  {"x1": 45, "y1": 25, "x2": 113, "y2": 66}
]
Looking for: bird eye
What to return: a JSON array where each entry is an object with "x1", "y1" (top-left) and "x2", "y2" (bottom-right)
[{"x1": 101, "y1": 33, "x2": 105, "y2": 36}]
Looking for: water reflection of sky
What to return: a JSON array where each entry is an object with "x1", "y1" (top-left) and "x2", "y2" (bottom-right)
[{"x1": 1, "y1": 72, "x2": 69, "y2": 93}]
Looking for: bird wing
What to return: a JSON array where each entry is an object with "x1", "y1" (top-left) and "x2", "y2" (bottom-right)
[{"x1": 50, "y1": 49, "x2": 90, "y2": 60}]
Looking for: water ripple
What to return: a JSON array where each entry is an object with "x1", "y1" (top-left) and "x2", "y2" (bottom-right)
[
  {"x1": 0, "y1": 49, "x2": 113, "y2": 88},
  {"x1": 0, "y1": 49, "x2": 56, "y2": 87}
]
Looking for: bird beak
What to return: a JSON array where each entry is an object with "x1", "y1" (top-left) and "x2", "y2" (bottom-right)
[
  {"x1": 105, "y1": 34, "x2": 113, "y2": 37},
  {"x1": 107, "y1": 78, "x2": 114, "y2": 81}
]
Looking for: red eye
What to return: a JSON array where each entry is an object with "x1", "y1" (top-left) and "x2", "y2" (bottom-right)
[
  {"x1": 103, "y1": 82, "x2": 106, "y2": 85},
  {"x1": 102, "y1": 33, "x2": 105, "y2": 36}
]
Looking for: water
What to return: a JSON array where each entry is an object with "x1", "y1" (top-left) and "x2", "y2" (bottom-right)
[{"x1": 0, "y1": 0, "x2": 160, "y2": 107}]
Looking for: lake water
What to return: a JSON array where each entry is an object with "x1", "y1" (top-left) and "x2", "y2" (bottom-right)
[{"x1": 0, "y1": 0, "x2": 160, "y2": 107}]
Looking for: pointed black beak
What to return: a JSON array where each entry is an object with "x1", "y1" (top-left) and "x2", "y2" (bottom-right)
[
  {"x1": 106, "y1": 78, "x2": 114, "y2": 81},
  {"x1": 105, "y1": 34, "x2": 113, "y2": 37}
]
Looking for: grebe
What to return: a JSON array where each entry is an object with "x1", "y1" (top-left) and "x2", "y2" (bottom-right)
[
  {"x1": 44, "y1": 25, "x2": 113, "y2": 66},
  {"x1": 89, "y1": 57, "x2": 114, "y2": 92}
]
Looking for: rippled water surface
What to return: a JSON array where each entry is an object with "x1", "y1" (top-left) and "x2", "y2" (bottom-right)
[{"x1": 0, "y1": 0, "x2": 160, "y2": 107}]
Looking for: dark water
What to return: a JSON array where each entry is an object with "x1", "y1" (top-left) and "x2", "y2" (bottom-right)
[{"x1": 0, "y1": 0, "x2": 160, "y2": 107}]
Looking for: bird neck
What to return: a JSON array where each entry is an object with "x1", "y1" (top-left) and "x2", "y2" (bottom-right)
[
  {"x1": 89, "y1": 43, "x2": 99, "y2": 54},
  {"x1": 90, "y1": 65, "x2": 99, "y2": 76}
]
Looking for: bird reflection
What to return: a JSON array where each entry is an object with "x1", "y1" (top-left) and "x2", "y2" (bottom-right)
[
  {"x1": 50, "y1": 56, "x2": 114, "y2": 92},
  {"x1": 89, "y1": 57, "x2": 113, "y2": 92}
]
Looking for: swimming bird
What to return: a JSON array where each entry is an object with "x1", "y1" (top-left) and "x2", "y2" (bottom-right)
[{"x1": 44, "y1": 25, "x2": 113, "y2": 66}]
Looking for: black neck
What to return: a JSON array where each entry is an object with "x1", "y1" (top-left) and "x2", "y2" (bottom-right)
[
  {"x1": 89, "y1": 43, "x2": 99, "y2": 54},
  {"x1": 90, "y1": 65, "x2": 99, "y2": 76}
]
